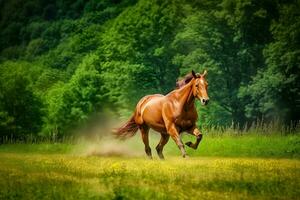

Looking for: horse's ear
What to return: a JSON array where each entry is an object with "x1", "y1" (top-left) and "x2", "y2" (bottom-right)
[
  {"x1": 202, "y1": 70, "x2": 207, "y2": 77},
  {"x1": 191, "y1": 70, "x2": 197, "y2": 79}
]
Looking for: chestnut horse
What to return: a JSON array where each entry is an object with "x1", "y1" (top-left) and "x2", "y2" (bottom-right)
[{"x1": 114, "y1": 70, "x2": 209, "y2": 158}]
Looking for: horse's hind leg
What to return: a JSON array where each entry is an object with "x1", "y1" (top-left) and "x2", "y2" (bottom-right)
[
  {"x1": 156, "y1": 133, "x2": 170, "y2": 160},
  {"x1": 140, "y1": 125, "x2": 152, "y2": 159}
]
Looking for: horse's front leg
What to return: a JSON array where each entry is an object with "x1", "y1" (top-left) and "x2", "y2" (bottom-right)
[
  {"x1": 168, "y1": 124, "x2": 188, "y2": 158},
  {"x1": 185, "y1": 127, "x2": 203, "y2": 150}
]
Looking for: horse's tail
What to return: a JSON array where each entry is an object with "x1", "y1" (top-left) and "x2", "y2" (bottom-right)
[{"x1": 113, "y1": 114, "x2": 139, "y2": 140}]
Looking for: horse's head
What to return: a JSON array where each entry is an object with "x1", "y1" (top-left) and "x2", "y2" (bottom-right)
[{"x1": 192, "y1": 70, "x2": 209, "y2": 105}]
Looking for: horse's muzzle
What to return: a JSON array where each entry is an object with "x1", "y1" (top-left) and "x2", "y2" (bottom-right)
[{"x1": 201, "y1": 98, "x2": 209, "y2": 105}]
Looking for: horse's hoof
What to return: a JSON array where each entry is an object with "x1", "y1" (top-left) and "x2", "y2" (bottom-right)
[
  {"x1": 183, "y1": 154, "x2": 189, "y2": 158},
  {"x1": 158, "y1": 154, "x2": 165, "y2": 160},
  {"x1": 185, "y1": 141, "x2": 192, "y2": 147},
  {"x1": 185, "y1": 142, "x2": 197, "y2": 149}
]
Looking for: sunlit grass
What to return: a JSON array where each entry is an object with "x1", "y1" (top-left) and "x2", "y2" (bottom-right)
[
  {"x1": 0, "y1": 153, "x2": 299, "y2": 200},
  {"x1": 0, "y1": 134, "x2": 299, "y2": 200}
]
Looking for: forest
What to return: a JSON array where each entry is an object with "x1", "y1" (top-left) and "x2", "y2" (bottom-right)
[{"x1": 0, "y1": 0, "x2": 299, "y2": 139}]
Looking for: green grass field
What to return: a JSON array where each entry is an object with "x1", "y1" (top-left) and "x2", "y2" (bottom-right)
[{"x1": 0, "y1": 134, "x2": 299, "y2": 200}]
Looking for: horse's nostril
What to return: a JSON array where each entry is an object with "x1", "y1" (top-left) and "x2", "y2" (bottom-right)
[{"x1": 203, "y1": 99, "x2": 209, "y2": 105}]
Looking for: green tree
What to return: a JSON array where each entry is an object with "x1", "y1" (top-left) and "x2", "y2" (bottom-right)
[
  {"x1": 43, "y1": 54, "x2": 108, "y2": 135},
  {"x1": 99, "y1": 0, "x2": 183, "y2": 111},
  {"x1": 240, "y1": 2, "x2": 300, "y2": 123},
  {"x1": 0, "y1": 61, "x2": 43, "y2": 138},
  {"x1": 0, "y1": 0, "x2": 299, "y2": 136},
  {"x1": 173, "y1": 0, "x2": 277, "y2": 126}
]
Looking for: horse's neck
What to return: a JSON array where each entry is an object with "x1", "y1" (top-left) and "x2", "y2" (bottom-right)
[{"x1": 175, "y1": 81, "x2": 195, "y2": 110}]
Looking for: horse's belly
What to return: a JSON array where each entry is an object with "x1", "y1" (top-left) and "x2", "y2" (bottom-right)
[{"x1": 148, "y1": 123, "x2": 167, "y2": 133}]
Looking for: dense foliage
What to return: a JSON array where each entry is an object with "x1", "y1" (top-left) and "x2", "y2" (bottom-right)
[{"x1": 0, "y1": 0, "x2": 299, "y2": 138}]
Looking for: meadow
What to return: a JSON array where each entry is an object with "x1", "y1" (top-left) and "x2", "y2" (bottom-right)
[
  {"x1": 0, "y1": 1, "x2": 299, "y2": 199},
  {"x1": 0, "y1": 133, "x2": 299, "y2": 200}
]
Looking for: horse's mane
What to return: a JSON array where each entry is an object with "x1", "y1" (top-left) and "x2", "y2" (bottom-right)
[{"x1": 176, "y1": 73, "x2": 194, "y2": 89}]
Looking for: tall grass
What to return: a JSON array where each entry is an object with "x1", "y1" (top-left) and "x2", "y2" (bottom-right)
[
  {"x1": 202, "y1": 119, "x2": 300, "y2": 136},
  {"x1": 1, "y1": 120, "x2": 299, "y2": 144}
]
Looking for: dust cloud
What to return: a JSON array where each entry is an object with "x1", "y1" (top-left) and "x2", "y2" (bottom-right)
[
  {"x1": 71, "y1": 113, "x2": 145, "y2": 158},
  {"x1": 83, "y1": 138, "x2": 143, "y2": 157}
]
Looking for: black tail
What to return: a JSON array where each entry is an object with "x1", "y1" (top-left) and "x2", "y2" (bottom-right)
[{"x1": 113, "y1": 115, "x2": 139, "y2": 140}]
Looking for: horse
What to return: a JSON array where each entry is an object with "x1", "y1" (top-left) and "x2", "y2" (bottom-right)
[{"x1": 114, "y1": 70, "x2": 209, "y2": 159}]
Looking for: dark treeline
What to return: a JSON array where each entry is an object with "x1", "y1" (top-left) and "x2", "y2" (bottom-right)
[{"x1": 0, "y1": 0, "x2": 299, "y2": 138}]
